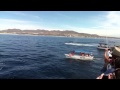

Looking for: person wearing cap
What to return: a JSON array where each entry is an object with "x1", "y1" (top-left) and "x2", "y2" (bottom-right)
[{"x1": 97, "y1": 47, "x2": 120, "y2": 79}]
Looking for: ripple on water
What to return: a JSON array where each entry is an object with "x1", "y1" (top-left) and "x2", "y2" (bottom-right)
[{"x1": 0, "y1": 35, "x2": 119, "y2": 79}]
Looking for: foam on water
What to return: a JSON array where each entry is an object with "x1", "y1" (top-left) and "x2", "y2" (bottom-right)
[{"x1": 65, "y1": 42, "x2": 98, "y2": 47}]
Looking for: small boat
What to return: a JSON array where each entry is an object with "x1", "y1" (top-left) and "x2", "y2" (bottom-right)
[
  {"x1": 65, "y1": 50, "x2": 94, "y2": 60},
  {"x1": 97, "y1": 43, "x2": 110, "y2": 50}
]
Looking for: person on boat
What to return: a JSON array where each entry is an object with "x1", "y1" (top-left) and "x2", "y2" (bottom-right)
[
  {"x1": 80, "y1": 52, "x2": 82, "y2": 56},
  {"x1": 97, "y1": 57, "x2": 120, "y2": 79},
  {"x1": 108, "y1": 49, "x2": 112, "y2": 53},
  {"x1": 71, "y1": 51, "x2": 74, "y2": 55},
  {"x1": 86, "y1": 54, "x2": 88, "y2": 57},
  {"x1": 97, "y1": 47, "x2": 120, "y2": 79},
  {"x1": 69, "y1": 51, "x2": 75, "y2": 56},
  {"x1": 101, "y1": 48, "x2": 112, "y2": 73},
  {"x1": 88, "y1": 54, "x2": 90, "y2": 57},
  {"x1": 82, "y1": 53, "x2": 85, "y2": 56}
]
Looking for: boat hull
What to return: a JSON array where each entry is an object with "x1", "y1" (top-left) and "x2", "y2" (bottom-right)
[
  {"x1": 97, "y1": 46, "x2": 109, "y2": 50},
  {"x1": 65, "y1": 54, "x2": 94, "y2": 60}
]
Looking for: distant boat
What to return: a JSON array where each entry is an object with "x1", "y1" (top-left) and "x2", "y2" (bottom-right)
[
  {"x1": 97, "y1": 43, "x2": 110, "y2": 50},
  {"x1": 65, "y1": 50, "x2": 94, "y2": 60},
  {"x1": 97, "y1": 35, "x2": 110, "y2": 50}
]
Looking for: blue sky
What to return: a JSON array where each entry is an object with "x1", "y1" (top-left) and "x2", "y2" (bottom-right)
[{"x1": 0, "y1": 11, "x2": 120, "y2": 37}]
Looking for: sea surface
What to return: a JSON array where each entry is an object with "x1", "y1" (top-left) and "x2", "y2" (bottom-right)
[{"x1": 0, "y1": 34, "x2": 120, "y2": 79}]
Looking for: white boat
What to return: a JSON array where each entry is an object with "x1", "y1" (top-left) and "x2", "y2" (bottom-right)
[
  {"x1": 97, "y1": 43, "x2": 110, "y2": 50},
  {"x1": 65, "y1": 50, "x2": 94, "y2": 60},
  {"x1": 97, "y1": 46, "x2": 109, "y2": 50}
]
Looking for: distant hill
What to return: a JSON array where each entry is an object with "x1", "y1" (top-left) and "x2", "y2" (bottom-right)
[{"x1": 0, "y1": 29, "x2": 119, "y2": 39}]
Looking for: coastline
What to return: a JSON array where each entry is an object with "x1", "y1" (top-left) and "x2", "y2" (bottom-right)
[
  {"x1": 0, "y1": 29, "x2": 119, "y2": 39},
  {"x1": 0, "y1": 33, "x2": 118, "y2": 39},
  {"x1": 0, "y1": 33, "x2": 66, "y2": 37}
]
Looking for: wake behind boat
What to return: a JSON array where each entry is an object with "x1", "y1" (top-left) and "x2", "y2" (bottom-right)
[
  {"x1": 65, "y1": 42, "x2": 97, "y2": 47},
  {"x1": 65, "y1": 50, "x2": 94, "y2": 60}
]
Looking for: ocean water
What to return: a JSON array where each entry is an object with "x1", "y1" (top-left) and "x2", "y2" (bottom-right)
[{"x1": 0, "y1": 34, "x2": 120, "y2": 79}]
